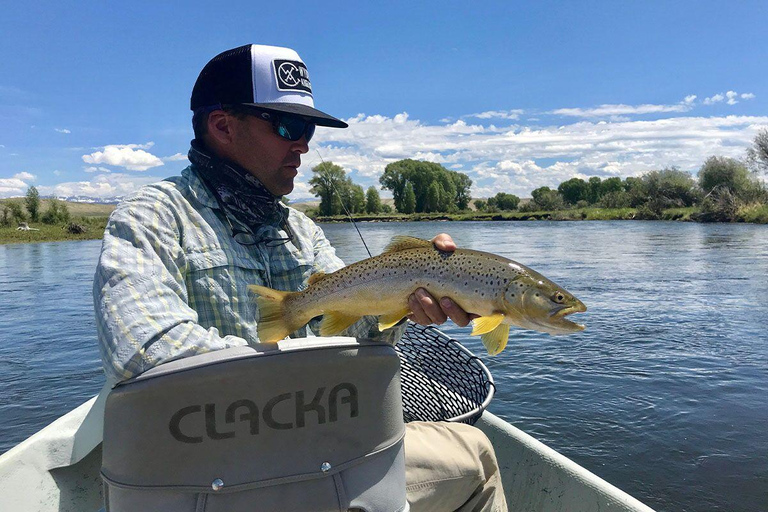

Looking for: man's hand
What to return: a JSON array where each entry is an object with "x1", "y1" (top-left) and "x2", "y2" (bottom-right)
[{"x1": 407, "y1": 233, "x2": 478, "y2": 328}]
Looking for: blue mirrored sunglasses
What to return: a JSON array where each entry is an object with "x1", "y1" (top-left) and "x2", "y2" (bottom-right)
[{"x1": 213, "y1": 104, "x2": 315, "y2": 143}]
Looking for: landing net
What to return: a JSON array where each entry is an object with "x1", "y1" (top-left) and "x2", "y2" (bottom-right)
[{"x1": 395, "y1": 323, "x2": 495, "y2": 425}]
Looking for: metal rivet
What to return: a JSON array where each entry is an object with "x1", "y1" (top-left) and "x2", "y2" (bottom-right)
[
  {"x1": 321, "y1": 462, "x2": 332, "y2": 473},
  {"x1": 211, "y1": 478, "x2": 224, "y2": 491}
]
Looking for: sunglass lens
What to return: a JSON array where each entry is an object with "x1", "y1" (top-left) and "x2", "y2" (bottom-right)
[{"x1": 277, "y1": 117, "x2": 315, "y2": 142}]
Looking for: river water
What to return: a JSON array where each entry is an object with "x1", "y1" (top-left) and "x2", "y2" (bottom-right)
[{"x1": 1, "y1": 221, "x2": 766, "y2": 511}]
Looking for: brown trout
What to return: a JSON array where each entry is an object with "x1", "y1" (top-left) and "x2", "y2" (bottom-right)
[{"x1": 249, "y1": 236, "x2": 586, "y2": 355}]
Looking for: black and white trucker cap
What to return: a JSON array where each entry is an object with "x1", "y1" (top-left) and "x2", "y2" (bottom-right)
[{"x1": 191, "y1": 44, "x2": 348, "y2": 128}]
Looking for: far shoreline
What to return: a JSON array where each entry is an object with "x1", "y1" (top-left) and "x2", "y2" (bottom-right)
[{"x1": 4, "y1": 206, "x2": 767, "y2": 246}]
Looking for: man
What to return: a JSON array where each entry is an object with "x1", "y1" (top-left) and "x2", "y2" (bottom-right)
[{"x1": 94, "y1": 43, "x2": 507, "y2": 511}]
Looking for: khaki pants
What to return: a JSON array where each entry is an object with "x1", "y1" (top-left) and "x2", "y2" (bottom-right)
[{"x1": 404, "y1": 422, "x2": 508, "y2": 512}]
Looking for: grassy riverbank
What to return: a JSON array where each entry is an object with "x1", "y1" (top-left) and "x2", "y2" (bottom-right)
[
  {"x1": 312, "y1": 206, "x2": 704, "y2": 223},
  {"x1": 0, "y1": 217, "x2": 109, "y2": 245},
  {"x1": 0, "y1": 199, "x2": 113, "y2": 245},
  {"x1": 2, "y1": 203, "x2": 765, "y2": 245}
]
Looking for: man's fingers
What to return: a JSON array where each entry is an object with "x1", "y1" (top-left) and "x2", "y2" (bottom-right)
[
  {"x1": 408, "y1": 289, "x2": 447, "y2": 325},
  {"x1": 431, "y1": 233, "x2": 456, "y2": 252},
  {"x1": 407, "y1": 292, "x2": 431, "y2": 325},
  {"x1": 439, "y1": 297, "x2": 472, "y2": 327}
]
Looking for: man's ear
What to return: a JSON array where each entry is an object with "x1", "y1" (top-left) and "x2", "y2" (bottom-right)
[{"x1": 206, "y1": 111, "x2": 235, "y2": 146}]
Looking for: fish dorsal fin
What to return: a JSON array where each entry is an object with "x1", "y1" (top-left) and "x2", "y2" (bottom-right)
[
  {"x1": 307, "y1": 272, "x2": 328, "y2": 286},
  {"x1": 382, "y1": 236, "x2": 433, "y2": 254}
]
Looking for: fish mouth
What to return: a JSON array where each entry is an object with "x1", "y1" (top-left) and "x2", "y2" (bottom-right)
[{"x1": 548, "y1": 301, "x2": 588, "y2": 332}]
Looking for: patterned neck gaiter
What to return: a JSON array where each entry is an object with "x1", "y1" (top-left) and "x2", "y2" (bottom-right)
[{"x1": 188, "y1": 141, "x2": 289, "y2": 244}]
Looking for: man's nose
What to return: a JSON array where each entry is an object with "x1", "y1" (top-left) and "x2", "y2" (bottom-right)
[{"x1": 291, "y1": 136, "x2": 309, "y2": 154}]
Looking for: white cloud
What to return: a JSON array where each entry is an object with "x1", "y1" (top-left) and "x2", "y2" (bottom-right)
[
  {"x1": 37, "y1": 173, "x2": 162, "y2": 200},
  {"x1": 702, "y1": 91, "x2": 754, "y2": 106},
  {"x1": 704, "y1": 93, "x2": 725, "y2": 105},
  {"x1": 13, "y1": 172, "x2": 36, "y2": 181},
  {"x1": 0, "y1": 178, "x2": 29, "y2": 197},
  {"x1": 464, "y1": 109, "x2": 524, "y2": 120},
  {"x1": 53, "y1": 170, "x2": 61, "y2": 176},
  {"x1": 84, "y1": 166, "x2": 111, "y2": 173},
  {"x1": 552, "y1": 99, "x2": 694, "y2": 118},
  {"x1": 162, "y1": 153, "x2": 189, "y2": 162},
  {"x1": 120, "y1": 142, "x2": 155, "y2": 150},
  {"x1": 296, "y1": 111, "x2": 768, "y2": 200},
  {"x1": 82, "y1": 143, "x2": 164, "y2": 171},
  {"x1": 54, "y1": 128, "x2": 71, "y2": 134}
]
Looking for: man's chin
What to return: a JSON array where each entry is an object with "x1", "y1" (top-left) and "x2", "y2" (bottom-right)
[{"x1": 273, "y1": 183, "x2": 294, "y2": 198}]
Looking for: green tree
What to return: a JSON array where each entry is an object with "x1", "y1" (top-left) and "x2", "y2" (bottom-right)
[
  {"x1": 623, "y1": 177, "x2": 642, "y2": 192},
  {"x1": 558, "y1": 178, "x2": 589, "y2": 205},
  {"x1": 41, "y1": 198, "x2": 70, "y2": 224},
  {"x1": 380, "y1": 160, "x2": 414, "y2": 212},
  {"x1": 402, "y1": 182, "x2": 416, "y2": 214},
  {"x1": 348, "y1": 184, "x2": 366, "y2": 214},
  {"x1": 588, "y1": 177, "x2": 603, "y2": 204},
  {"x1": 380, "y1": 159, "x2": 472, "y2": 213},
  {"x1": 489, "y1": 192, "x2": 520, "y2": 211},
  {"x1": 600, "y1": 177, "x2": 624, "y2": 197},
  {"x1": 698, "y1": 156, "x2": 755, "y2": 200},
  {"x1": 1, "y1": 205, "x2": 11, "y2": 227},
  {"x1": 450, "y1": 171, "x2": 472, "y2": 210},
  {"x1": 8, "y1": 201, "x2": 27, "y2": 224},
  {"x1": 531, "y1": 186, "x2": 565, "y2": 210},
  {"x1": 624, "y1": 177, "x2": 648, "y2": 207},
  {"x1": 746, "y1": 128, "x2": 768, "y2": 175},
  {"x1": 473, "y1": 199, "x2": 487, "y2": 211},
  {"x1": 425, "y1": 182, "x2": 441, "y2": 213},
  {"x1": 598, "y1": 190, "x2": 631, "y2": 209},
  {"x1": 646, "y1": 168, "x2": 700, "y2": 207},
  {"x1": 25, "y1": 186, "x2": 40, "y2": 222},
  {"x1": 365, "y1": 186, "x2": 382, "y2": 214},
  {"x1": 309, "y1": 162, "x2": 347, "y2": 216}
]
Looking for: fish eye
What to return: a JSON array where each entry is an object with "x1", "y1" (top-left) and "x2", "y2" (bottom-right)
[{"x1": 552, "y1": 291, "x2": 566, "y2": 304}]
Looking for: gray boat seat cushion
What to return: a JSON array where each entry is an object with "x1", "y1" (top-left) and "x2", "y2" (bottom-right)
[{"x1": 101, "y1": 337, "x2": 408, "y2": 512}]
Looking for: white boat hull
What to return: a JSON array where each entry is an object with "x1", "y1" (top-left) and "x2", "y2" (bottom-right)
[{"x1": 0, "y1": 395, "x2": 654, "y2": 512}]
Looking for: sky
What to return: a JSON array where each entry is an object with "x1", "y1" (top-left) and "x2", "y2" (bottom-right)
[{"x1": 1, "y1": 1, "x2": 767, "y2": 200}]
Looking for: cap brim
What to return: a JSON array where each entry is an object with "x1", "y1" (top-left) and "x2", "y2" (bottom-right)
[{"x1": 242, "y1": 103, "x2": 348, "y2": 128}]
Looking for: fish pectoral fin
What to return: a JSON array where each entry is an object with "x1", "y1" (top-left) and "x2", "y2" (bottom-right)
[
  {"x1": 319, "y1": 311, "x2": 363, "y2": 337},
  {"x1": 470, "y1": 313, "x2": 506, "y2": 336},
  {"x1": 481, "y1": 324, "x2": 510, "y2": 356},
  {"x1": 378, "y1": 308, "x2": 411, "y2": 331}
]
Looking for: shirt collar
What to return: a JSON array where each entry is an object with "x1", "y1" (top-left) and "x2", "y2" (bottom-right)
[{"x1": 183, "y1": 164, "x2": 220, "y2": 210}]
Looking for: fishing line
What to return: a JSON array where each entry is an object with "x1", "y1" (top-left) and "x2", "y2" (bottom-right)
[{"x1": 314, "y1": 149, "x2": 372, "y2": 258}]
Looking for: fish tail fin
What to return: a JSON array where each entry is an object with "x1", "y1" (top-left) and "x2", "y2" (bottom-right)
[{"x1": 248, "y1": 285, "x2": 304, "y2": 342}]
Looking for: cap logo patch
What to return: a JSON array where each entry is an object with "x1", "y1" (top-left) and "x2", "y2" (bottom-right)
[{"x1": 273, "y1": 60, "x2": 312, "y2": 95}]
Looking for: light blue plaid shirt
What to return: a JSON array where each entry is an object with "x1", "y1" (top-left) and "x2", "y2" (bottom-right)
[{"x1": 94, "y1": 164, "x2": 405, "y2": 383}]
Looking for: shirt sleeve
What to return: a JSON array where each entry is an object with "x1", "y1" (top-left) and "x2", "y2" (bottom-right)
[
  {"x1": 307, "y1": 221, "x2": 408, "y2": 345},
  {"x1": 93, "y1": 190, "x2": 246, "y2": 383}
]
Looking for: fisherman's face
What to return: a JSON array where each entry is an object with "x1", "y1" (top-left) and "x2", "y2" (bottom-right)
[{"x1": 227, "y1": 113, "x2": 310, "y2": 197}]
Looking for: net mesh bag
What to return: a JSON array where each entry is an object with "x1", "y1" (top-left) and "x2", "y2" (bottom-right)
[{"x1": 395, "y1": 323, "x2": 495, "y2": 425}]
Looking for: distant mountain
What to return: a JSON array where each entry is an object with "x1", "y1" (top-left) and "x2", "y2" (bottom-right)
[{"x1": 46, "y1": 195, "x2": 122, "y2": 204}]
